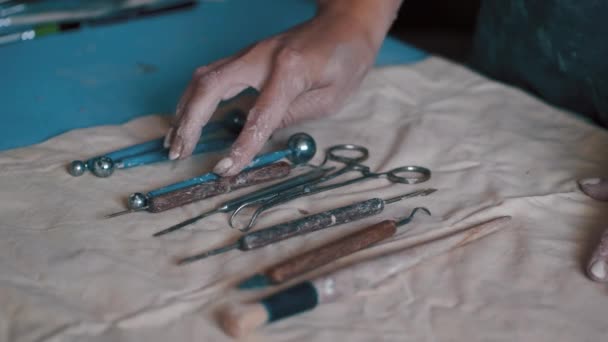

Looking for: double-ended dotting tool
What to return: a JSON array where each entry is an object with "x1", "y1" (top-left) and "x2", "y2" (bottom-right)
[
  {"x1": 68, "y1": 109, "x2": 245, "y2": 177},
  {"x1": 176, "y1": 189, "x2": 437, "y2": 265},
  {"x1": 105, "y1": 133, "x2": 317, "y2": 217}
]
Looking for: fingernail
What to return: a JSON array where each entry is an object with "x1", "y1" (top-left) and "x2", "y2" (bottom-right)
[
  {"x1": 589, "y1": 260, "x2": 606, "y2": 281},
  {"x1": 169, "y1": 151, "x2": 179, "y2": 160},
  {"x1": 163, "y1": 129, "x2": 173, "y2": 148},
  {"x1": 214, "y1": 157, "x2": 233, "y2": 175},
  {"x1": 579, "y1": 178, "x2": 602, "y2": 186}
]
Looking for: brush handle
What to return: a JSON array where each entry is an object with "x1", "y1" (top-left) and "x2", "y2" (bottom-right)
[
  {"x1": 266, "y1": 220, "x2": 397, "y2": 284},
  {"x1": 240, "y1": 198, "x2": 385, "y2": 251},
  {"x1": 147, "y1": 162, "x2": 291, "y2": 213}
]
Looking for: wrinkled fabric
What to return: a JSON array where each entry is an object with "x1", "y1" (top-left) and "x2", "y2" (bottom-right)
[{"x1": 0, "y1": 57, "x2": 607, "y2": 342}]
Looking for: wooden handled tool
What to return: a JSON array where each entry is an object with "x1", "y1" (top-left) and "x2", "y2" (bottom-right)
[
  {"x1": 269, "y1": 220, "x2": 397, "y2": 283},
  {"x1": 237, "y1": 208, "x2": 430, "y2": 289},
  {"x1": 147, "y1": 161, "x2": 291, "y2": 212},
  {"x1": 104, "y1": 162, "x2": 291, "y2": 217},
  {"x1": 176, "y1": 190, "x2": 436, "y2": 265}
]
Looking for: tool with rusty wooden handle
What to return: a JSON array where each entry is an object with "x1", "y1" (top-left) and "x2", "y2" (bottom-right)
[
  {"x1": 124, "y1": 132, "x2": 316, "y2": 212},
  {"x1": 237, "y1": 207, "x2": 431, "y2": 289},
  {"x1": 104, "y1": 162, "x2": 291, "y2": 217},
  {"x1": 176, "y1": 189, "x2": 436, "y2": 265}
]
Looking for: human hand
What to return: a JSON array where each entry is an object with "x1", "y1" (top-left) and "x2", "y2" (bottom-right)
[
  {"x1": 164, "y1": 0, "x2": 402, "y2": 176},
  {"x1": 578, "y1": 178, "x2": 608, "y2": 282}
]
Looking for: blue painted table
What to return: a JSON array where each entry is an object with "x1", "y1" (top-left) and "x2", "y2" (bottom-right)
[{"x1": 0, "y1": 0, "x2": 426, "y2": 151}]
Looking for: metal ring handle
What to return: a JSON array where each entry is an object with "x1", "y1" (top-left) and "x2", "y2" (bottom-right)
[
  {"x1": 386, "y1": 166, "x2": 431, "y2": 184},
  {"x1": 325, "y1": 144, "x2": 369, "y2": 165}
]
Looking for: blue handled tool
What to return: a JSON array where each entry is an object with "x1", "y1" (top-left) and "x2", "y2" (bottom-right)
[
  {"x1": 122, "y1": 132, "x2": 317, "y2": 212},
  {"x1": 68, "y1": 109, "x2": 245, "y2": 177}
]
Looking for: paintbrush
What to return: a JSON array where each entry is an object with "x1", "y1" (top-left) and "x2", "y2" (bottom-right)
[{"x1": 219, "y1": 216, "x2": 512, "y2": 338}]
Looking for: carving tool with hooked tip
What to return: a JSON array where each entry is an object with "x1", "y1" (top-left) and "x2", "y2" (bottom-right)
[
  {"x1": 68, "y1": 109, "x2": 245, "y2": 177},
  {"x1": 237, "y1": 207, "x2": 431, "y2": 290},
  {"x1": 176, "y1": 189, "x2": 437, "y2": 265},
  {"x1": 105, "y1": 133, "x2": 317, "y2": 217},
  {"x1": 219, "y1": 216, "x2": 513, "y2": 338},
  {"x1": 104, "y1": 162, "x2": 291, "y2": 218}
]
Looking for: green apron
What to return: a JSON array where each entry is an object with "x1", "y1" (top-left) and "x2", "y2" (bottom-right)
[{"x1": 472, "y1": 0, "x2": 608, "y2": 125}]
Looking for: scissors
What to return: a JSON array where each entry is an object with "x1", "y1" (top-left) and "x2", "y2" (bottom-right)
[{"x1": 229, "y1": 144, "x2": 431, "y2": 231}]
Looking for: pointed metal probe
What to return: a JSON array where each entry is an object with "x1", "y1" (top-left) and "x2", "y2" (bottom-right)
[{"x1": 175, "y1": 189, "x2": 437, "y2": 265}]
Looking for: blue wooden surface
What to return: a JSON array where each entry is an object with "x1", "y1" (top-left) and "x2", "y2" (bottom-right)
[{"x1": 0, "y1": 0, "x2": 427, "y2": 151}]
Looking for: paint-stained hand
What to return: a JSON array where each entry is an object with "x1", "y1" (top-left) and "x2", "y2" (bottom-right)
[
  {"x1": 164, "y1": 0, "x2": 401, "y2": 176},
  {"x1": 579, "y1": 178, "x2": 608, "y2": 282}
]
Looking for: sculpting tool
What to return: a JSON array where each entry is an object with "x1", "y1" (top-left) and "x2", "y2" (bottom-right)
[
  {"x1": 121, "y1": 133, "x2": 316, "y2": 212},
  {"x1": 219, "y1": 216, "x2": 512, "y2": 338},
  {"x1": 238, "y1": 207, "x2": 431, "y2": 289},
  {"x1": 152, "y1": 166, "x2": 330, "y2": 236},
  {"x1": 105, "y1": 161, "x2": 291, "y2": 218},
  {"x1": 176, "y1": 189, "x2": 437, "y2": 265},
  {"x1": 68, "y1": 109, "x2": 245, "y2": 177}
]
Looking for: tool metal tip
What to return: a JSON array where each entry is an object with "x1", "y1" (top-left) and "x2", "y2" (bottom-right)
[{"x1": 104, "y1": 209, "x2": 139, "y2": 219}]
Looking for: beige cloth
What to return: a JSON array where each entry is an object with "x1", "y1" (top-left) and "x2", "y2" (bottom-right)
[{"x1": 1, "y1": 57, "x2": 607, "y2": 342}]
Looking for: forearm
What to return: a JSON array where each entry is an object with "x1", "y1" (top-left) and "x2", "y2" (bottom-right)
[{"x1": 316, "y1": 0, "x2": 403, "y2": 48}]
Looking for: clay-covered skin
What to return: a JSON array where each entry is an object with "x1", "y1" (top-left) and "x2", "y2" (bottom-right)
[
  {"x1": 165, "y1": 0, "x2": 403, "y2": 176},
  {"x1": 579, "y1": 178, "x2": 608, "y2": 282}
]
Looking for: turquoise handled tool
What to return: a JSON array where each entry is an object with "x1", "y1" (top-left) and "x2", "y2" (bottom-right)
[
  {"x1": 87, "y1": 137, "x2": 234, "y2": 178},
  {"x1": 109, "y1": 133, "x2": 316, "y2": 215},
  {"x1": 68, "y1": 109, "x2": 245, "y2": 177}
]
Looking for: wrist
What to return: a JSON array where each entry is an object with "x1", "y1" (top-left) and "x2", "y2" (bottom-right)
[{"x1": 317, "y1": 0, "x2": 402, "y2": 48}]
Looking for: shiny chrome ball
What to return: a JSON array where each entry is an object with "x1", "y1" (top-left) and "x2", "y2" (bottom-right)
[
  {"x1": 91, "y1": 157, "x2": 115, "y2": 178},
  {"x1": 68, "y1": 160, "x2": 86, "y2": 177},
  {"x1": 128, "y1": 192, "x2": 148, "y2": 210},
  {"x1": 286, "y1": 133, "x2": 316, "y2": 165}
]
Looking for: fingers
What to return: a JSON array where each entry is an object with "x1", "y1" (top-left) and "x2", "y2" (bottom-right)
[
  {"x1": 580, "y1": 177, "x2": 608, "y2": 282},
  {"x1": 587, "y1": 228, "x2": 608, "y2": 282},
  {"x1": 578, "y1": 178, "x2": 608, "y2": 201},
  {"x1": 169, "y1": 60, "x2": 253, "y2": 160},
  {"x1": 164, "y1": 57, "x2": 236, "y2": 150},
  {"x1": 213, "y1": 50, "x2": 310, "y2": 176}
]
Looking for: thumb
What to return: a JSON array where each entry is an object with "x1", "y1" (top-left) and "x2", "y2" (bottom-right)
[{"x1": 579, "y1": 178, "x2": 608, "y2": 201}]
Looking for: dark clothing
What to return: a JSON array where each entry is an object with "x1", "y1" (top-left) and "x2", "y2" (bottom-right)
[{"x1": 473, "y1": 0, "x2": 608, "y2": 125}]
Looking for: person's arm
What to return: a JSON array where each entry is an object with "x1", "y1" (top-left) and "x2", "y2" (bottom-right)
[{"x1": 165, "y1": 0, "x2": 403, "y2": 176}]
